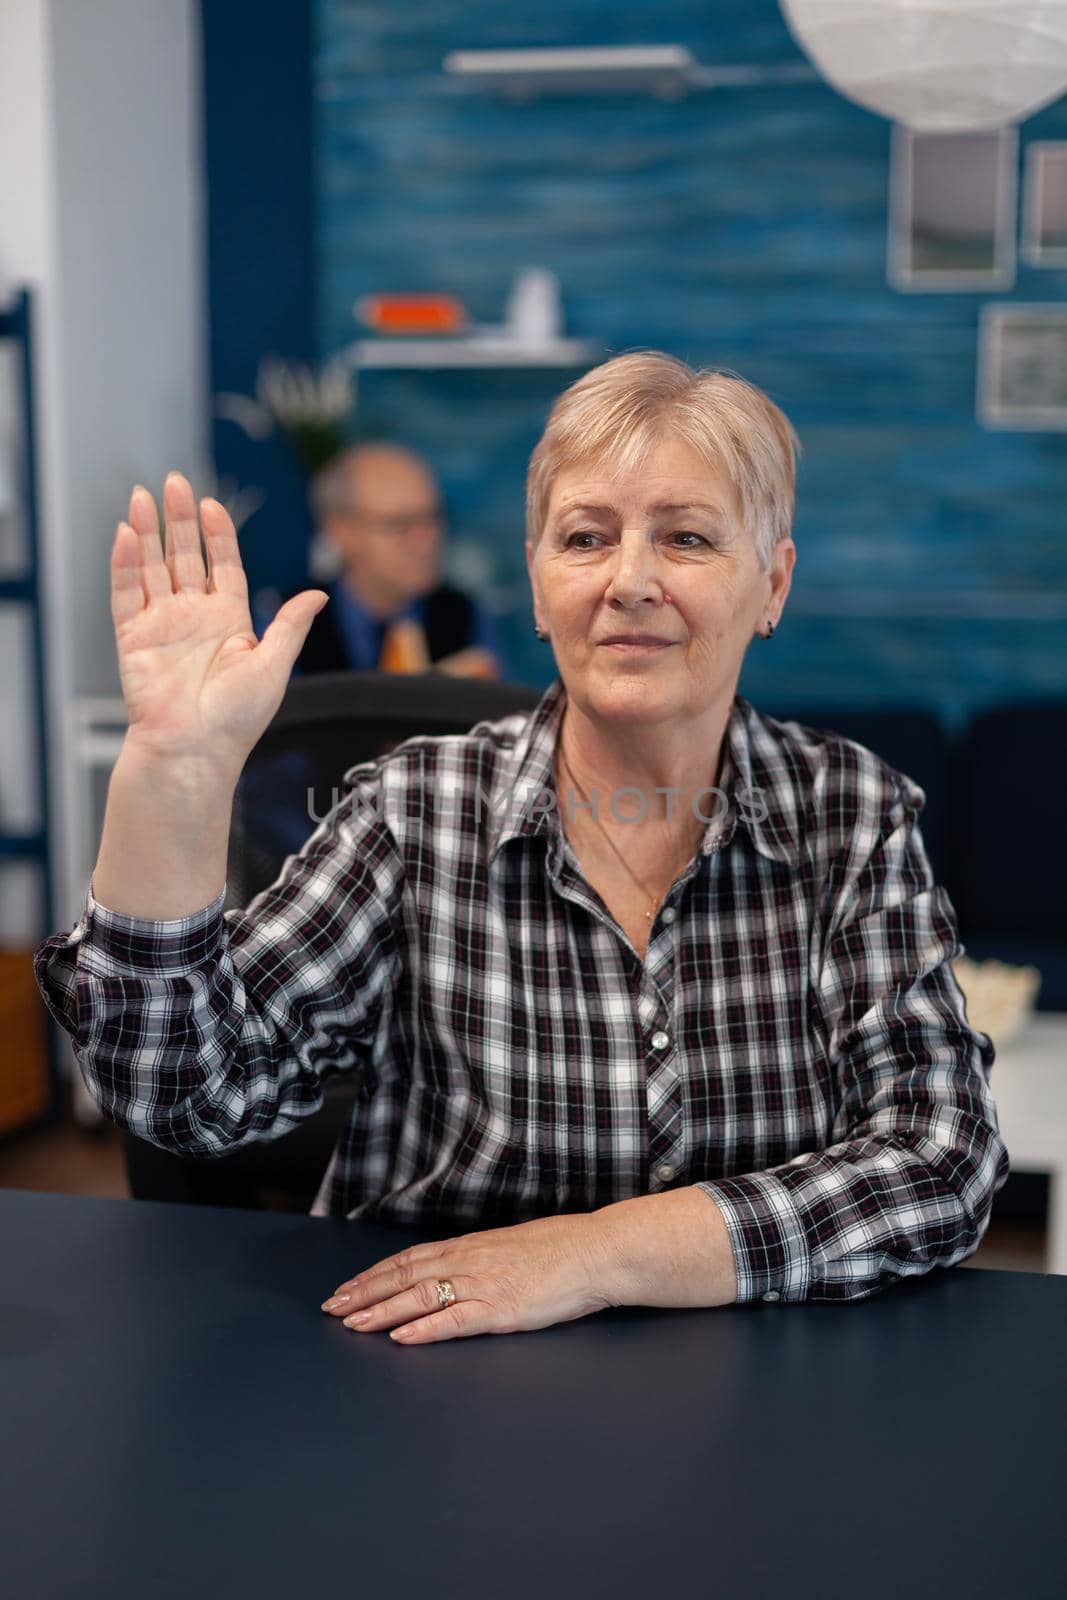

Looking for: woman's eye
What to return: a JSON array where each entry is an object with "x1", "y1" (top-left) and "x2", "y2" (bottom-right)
[{"x1": 565, "y1": 531, "x2": 709, "y2": 549}]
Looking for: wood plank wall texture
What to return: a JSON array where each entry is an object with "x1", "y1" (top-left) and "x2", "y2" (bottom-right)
[{"x1": 312, "y1": 0, "x2": 1067, "y2": 725}]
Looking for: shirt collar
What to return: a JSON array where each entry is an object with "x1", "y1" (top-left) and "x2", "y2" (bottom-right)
[{"x1": 485, "y1": 676, "x2": 802, "y2": 870}]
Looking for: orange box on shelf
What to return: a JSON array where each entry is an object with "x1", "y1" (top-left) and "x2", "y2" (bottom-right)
[
  {"x1": 0, "y1": 949, "x2": 52, "y2": 1134},
  {"x1": 357, "y1": 293, "x2": 469, "y2": 335}
]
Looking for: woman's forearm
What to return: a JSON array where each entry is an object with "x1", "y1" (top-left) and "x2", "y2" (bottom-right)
[
  {"x1": 592, "y1": 1186, "x2": 739, "y2": 1309},
  {"x1": 91, "y1": 738, "x2": 242, "y2": 919}
]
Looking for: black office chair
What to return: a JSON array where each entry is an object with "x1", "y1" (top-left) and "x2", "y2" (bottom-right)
[
  {"x1": 760, "y1": 700, "x2": 952, "y2": 888},
  {"x1": 120, "y1": 669, "x2": 545, "y2": 1212},
  {"x1": 951, "y1": 701, "x2": 1067, "y2": 1011}
]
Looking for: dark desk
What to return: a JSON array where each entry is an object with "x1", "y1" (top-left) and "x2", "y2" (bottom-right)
[{"x1": 2, "y1": 1189, "x2": 1064, "y2": 1600}]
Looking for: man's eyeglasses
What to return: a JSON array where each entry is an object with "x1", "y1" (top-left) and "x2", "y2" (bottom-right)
[{"x1": 342, "y1": 503, "x2": 445, "y2": 537}]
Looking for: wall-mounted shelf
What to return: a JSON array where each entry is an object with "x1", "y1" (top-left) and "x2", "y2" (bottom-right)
[
  {"x1": 441, "y1": 45, "x2": 819, "y2": 99},
  {"x1": 345, "y1": 335, "x2": 599, "y2": 370},
  {"x1": 443, "y1": 45, "x2": 696, "y2": 98},
  {"x1": 348, "y1": 268, "x2": 598, "y2": 370}
]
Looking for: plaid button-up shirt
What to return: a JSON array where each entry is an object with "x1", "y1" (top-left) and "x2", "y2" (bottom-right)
[{"x1": 34, "y1": 676, "x2": 1009, "y2": 1303}]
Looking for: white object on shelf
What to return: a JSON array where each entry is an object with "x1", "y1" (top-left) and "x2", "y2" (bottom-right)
[
  {"x1": 505, "y1": 267, "x2": 561, "y2": 344},
  {"x1": 989, "y1": 1013, "x2": 1067, "y2": 1276},
  {"x1": 781, "y1": 0, "x2": 1067, "y2": 131}
]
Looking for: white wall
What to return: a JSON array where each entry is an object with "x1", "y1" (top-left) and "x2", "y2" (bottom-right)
[
  {"x1": 0, "y1": 0, "x2": 57, "y2": 944},
  {"x1": 0, "y1": 0, "x2": 209, "y2": 950}
]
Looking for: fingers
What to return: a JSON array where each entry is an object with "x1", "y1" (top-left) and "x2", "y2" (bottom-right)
[
  {"x1": 110, "y1": 522, "x2": 149, "y2": 627},
  {"x1": 200, "y1": 496, "x2": 249, "y2": 603},
  {"x1": 321, "y1": 1245, "x2": 460, "y2": 1322},
  {"x1": 322, "y1": 1271, "x2": 485, "y2": 1341},
  {"x1": 257, "y1": 589, "x2": 330, "y2": 676},
  {"x1": 126, "y1": 484, "x2": 172, "y2": 602},
  {"x1": 162, "y1": 471, "x2": 208, "y2": 593},
  {"x1": 122, "y1": 478, "x2": 242, "y2": 606}
]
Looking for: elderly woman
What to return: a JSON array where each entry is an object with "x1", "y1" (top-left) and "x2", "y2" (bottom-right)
[{"x1": 35, "y1": 353, "x2": 1008, "y2": 1343}]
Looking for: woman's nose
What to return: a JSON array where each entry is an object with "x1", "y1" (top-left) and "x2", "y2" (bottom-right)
[{"x1": 606, "y1": 532, "x2": 666, "y2": 603}]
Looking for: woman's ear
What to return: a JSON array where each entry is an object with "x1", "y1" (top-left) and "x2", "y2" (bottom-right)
[{"x1": 768, "y1": 536, "x2": 795, "y2": 614}]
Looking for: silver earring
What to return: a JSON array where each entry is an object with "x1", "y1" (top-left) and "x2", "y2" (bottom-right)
[
  {"x1": 534, "y1": 625, "x2": 549, "y2": 642},
  {"x1": 763, "y1": 620, "x2": 776, "y2": 639}
]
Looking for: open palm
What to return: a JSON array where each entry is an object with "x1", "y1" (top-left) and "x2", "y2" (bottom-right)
[{"x1": 111, "y1": 472, "x2": 327, "y2": 773}]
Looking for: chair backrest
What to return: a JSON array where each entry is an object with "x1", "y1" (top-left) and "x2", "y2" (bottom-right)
[
  {"x1": 953, "y1": 701, "x2": 1067, "y2": 940},
  {"x1": 760, "y1": 701, "x2": 952, "y2": 887},
  {"x1": 124, "y1": 669, "x2": 546, "y2": 1212},
  {"x1": 227, "y1": 669, "x2": 545, "y2": 910}
]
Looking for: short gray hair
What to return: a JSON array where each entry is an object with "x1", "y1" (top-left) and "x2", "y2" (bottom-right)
[{"x1": 526, "y1": 351, "x2": 802, "y2": 571}]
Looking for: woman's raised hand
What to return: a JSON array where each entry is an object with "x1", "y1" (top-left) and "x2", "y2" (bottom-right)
[{"x1": 110, "y1": 472, "x2": 328, "y2": 775}]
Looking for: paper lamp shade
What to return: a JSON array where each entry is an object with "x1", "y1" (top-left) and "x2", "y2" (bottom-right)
[{"x1": 780, "y1": 0, "x2": 1067, "y2": 130}]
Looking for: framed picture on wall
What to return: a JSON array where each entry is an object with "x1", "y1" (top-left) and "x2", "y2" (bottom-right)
[
  {"x1": 1021, "y1": 142, "x2": 1067, "y2": 267},
  {"x1": 977, "y1": 303, "x2": 1067, "y2": 429},
  {"x1": 888, "y1": 125, "x2": 1018, "y2": 292}
]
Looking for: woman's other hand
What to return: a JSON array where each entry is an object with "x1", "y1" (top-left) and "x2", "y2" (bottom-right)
[
  {"x1": 112, "y1": 472, "x2": 328, "y2": 776},
  {"x1": 320, "y1": 1212, "x2": 620, "y2": 1344}
]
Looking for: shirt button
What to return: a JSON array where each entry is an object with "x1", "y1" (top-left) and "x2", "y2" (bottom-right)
[
  {"x1": 650, "y1": 1030, "x2": 671, "y2": 1050},
  {"x1": 654, "y1": 1162, "x2": 678, "y2": 1183},
  {"x1": 660, "y1": 907, "x2": 676, "y2": 924},
  {"x1": 761, "y1": 1290, "x2": 781, "y2": 1303}
]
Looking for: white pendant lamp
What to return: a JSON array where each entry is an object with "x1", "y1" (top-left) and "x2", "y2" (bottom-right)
[{"x1": 779, "y1": 0, "x2": 1067, "y2": 129}]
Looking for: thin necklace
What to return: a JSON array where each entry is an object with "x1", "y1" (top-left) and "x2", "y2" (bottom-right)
[{"x1": 556, "y1": 740, "x2": 686, "y2": 926}]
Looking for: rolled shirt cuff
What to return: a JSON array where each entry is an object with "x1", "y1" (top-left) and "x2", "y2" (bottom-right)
[
  {"x1": 696, "y1": 1172, "x2": 813, "y2": 1303},
  {"x1": 76, "y1": 877, "x2": 228, "y2": 976}
]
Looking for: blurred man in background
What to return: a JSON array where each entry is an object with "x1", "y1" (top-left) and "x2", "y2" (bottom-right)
[{"x1": 283, "y1": 441, "x2": 504, "y2": 679}]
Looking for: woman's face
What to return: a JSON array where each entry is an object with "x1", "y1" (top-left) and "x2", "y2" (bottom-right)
[{"x1": 526, "y1": 435, "x2": 795, "y2": 728}]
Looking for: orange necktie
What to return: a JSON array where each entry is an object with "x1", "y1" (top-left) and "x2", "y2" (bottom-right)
[{"x1": 377, "y1": 618, "x2": 431, "y2": 673}]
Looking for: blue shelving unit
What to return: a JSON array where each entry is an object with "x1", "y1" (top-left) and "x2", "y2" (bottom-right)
[{"x1": 0, "y1": 286, "x2": 60, "y2": 1120}]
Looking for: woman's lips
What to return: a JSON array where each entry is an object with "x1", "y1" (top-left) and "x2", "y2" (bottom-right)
[{"x1": 600, "y1": 640, "x2": 674, "y2": 651}]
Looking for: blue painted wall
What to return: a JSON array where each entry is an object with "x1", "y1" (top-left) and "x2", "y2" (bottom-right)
[
  {"x1": 311, "y1": 0, "x2": 1067, "y2": 725},
  {"x1": 201, "y1": 0, "x2": 316, "y2": 605}
]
